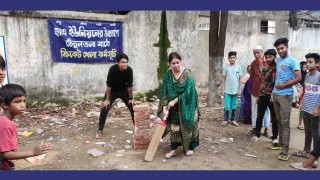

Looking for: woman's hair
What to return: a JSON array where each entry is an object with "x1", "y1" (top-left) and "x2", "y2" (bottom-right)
[
  {"x1": 0, "y1": 55, "x2": 6, "y2": 69},
  {"x1": 168, "y1": 52, "x2": 181, "y2": 63},
  {"x1": 0, "y1": 84, "x2": 27, "y2": 105},
  {"x1": 300, "y1": 61, "x2": 306, "y2": 71},
  {"x1": 117, "y1": 53, "x2": 129, "y2": 62}
]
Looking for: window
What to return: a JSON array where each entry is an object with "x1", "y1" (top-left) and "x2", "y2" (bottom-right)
[
  {"x1": 305, "y1": 21, "x2": 320, "y2": 29},
  {"x1": 260, "y1": 20, "x2": 275, "y2": 34}
]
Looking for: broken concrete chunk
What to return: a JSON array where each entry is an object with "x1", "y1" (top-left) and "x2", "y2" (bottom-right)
[
  {"x1": 87, "y1": 148, "x2": 105, "y2": 157},
  {"x1": 95, "y1": 142, "x2": 106, "y2": 145},
  {"x1": 125, "y1": 130, "x2": 133, "y2": 134},
  {"x1": 125, "y1": 145, "x2": 132, "y2": 150}
]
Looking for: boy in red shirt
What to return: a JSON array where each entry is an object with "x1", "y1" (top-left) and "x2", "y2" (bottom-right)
[{"x1": 0, "y1": 84, "x2": 52, "y2": 170}]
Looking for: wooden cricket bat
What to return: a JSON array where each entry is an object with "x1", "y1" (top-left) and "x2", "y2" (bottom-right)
[{"x1": 144, "y1": 114, "x2": 167, "y2": 162}]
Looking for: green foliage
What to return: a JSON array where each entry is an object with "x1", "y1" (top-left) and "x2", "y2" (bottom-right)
[
  {"x1": 26, "y1": 95, "x2": 105, "y2": 108},
  {"x1": 145, "y1": 88, "x2": 160, "y2": 101},
  {"x1": 133, "y1": 89, "x2": 159, "y2": 102},
  {"x1": 154, "y1": 11, "x2": 170, "y2": 81},
  {"x1": 94, "y1": 96, "x2": 104, "y2": 102},
  {"x1": 134, "y1": 92, "x2": 145, "y2": 101},
  {"x1": 152, "y1": 11, "x2": 171, "y2": 95}
]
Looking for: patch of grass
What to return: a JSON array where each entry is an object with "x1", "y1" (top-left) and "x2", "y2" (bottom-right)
[
  {"x1": 26, "y1": 95, "x2": 106, "y2": 108},
  {"x1": 145, "y1": 89, "x2": 160, "y2": 101},
  {"x1": 94, "y1": 96, "x2": 104, "y2": 102},
  {"x1": 133, "y1": 89, "x2": 159, "y2": 102},
  {"x1": 134, "y1": 92, "x2": 145, "y2": 101},
  {"x1": 27, "y1": 98, "x2": 77, "y2": 108}
]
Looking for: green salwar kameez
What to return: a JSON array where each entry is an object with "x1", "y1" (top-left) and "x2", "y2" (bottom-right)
[{"x1": 157, "y1": 68, "x2": 200, "y2": 153}]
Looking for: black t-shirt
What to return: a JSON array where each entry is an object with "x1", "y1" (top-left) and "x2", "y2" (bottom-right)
[{"x1": 106, "y1": 64, "x2": 133, "y2": 91}]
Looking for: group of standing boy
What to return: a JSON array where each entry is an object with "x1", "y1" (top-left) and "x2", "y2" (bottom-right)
[{"x1": 221, "y1": 37, "x2": 319, "y2": 166}]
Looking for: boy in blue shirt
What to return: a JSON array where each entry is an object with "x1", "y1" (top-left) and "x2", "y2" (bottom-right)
[
  {"x1": 272, "y1": 38, "x2": 301, "y2": 161},
  {"x1": 221, "y1": 51, "x2": 242, "y2": 126}
]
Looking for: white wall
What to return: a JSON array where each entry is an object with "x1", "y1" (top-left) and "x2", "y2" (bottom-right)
[{"x1": 1, "y1": 11, "x2": 316, "y2": 100}]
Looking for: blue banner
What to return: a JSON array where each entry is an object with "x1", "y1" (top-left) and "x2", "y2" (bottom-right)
[{"x1": 48, "y1": 18, "x2": 123, "y2": 63}]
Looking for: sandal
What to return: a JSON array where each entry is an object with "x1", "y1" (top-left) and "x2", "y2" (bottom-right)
[
  {"x1": 312, "y1": 160, "x2": 318, "y2": 168},
  {"x1": 291, "y1": 162, "x2": 311, "y2": 170},
  {"x1": 278, "y1": 152, "x2": 290, "y2": 161},
  {"x1": 231, "y1": 121, "x2": 239, "y2": 126},
  {"x1": 297, "y1": 125, "x2": 304, "y2": 130},
  {"x1": 165, "y1": 150, "x2": 177, "y2": 159},
  {"x1": 95, "y1": 130, "x2": 103, "y2": 139},
  {"x1": 263, "y1": 128, "x2": 272, "y2": 138},
  {"x1": 246, "y1": 129, "x2": 255, "y2": 136},
  {"x1": 185, "y1": 150, "x2": 194, "y2": 156},
  {"x1": 292, "y1": 151, "x2": 310, "y2": 158},
  {"x1": 221, "y1": 121, "x2": 229, "y2": 126},
  {"x1": 251, "y1": 136, "x2": 260, "y2": 142}
]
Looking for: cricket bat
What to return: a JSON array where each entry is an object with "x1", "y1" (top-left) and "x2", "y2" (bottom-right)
[{"x1": 144, "y1": 113, "x2": 168, "y2": 162}]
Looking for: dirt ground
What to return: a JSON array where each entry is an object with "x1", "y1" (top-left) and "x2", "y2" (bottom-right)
[{"x1": 12, "y1": 99, "x2": 318, "y2": 170}]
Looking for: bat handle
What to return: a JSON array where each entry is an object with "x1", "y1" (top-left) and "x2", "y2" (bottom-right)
[
  {"x1": 163, "y1": 111, "x2": 169, "y2": 120},
  {"x1": 160, "y1": 119, "x2": 166, "y2": 126},
  {"x1": 160, "y1": 111, "x2": 168, "y2": 126}
]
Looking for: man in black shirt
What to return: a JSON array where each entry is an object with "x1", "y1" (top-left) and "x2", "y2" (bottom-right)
[{"x1": 95, "y1": 53, "x2": 134, "y2": 139}]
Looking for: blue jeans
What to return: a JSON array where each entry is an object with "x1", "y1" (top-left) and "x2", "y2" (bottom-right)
[{"x1": 238, "y1": 93, "x2": 245, "y2": 120}]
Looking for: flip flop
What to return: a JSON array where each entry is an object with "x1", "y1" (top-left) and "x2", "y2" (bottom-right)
[
  {"x1": 95, "y1": 130, "x2": 103, "y2": 139},
  {"x1": 291, "y1": 162, "x2": 311, "y2": 170},
  {"x1": 292, "y1": 151, "x2": 310, "y2": 158},
  {"x1": 312, "y1": 160, "x2": 318, "y2": 168},
  {"x1": 278, "y1": 152, "x2": 290, "y2": 161},
  {"x1": 165, "y1": 150, "x2": 177, "y2": 159},
  {"x1": 297, "y1": 125, "x2": 304, "y2": 130}
]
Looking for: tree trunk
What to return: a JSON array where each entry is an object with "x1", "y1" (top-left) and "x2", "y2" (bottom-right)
[
  {"x1": 208, "y1": 11, "x2": 228, "y2": 107},
  {"x1": 289, "y1": 11, "x2": 301, "y2": 30}
]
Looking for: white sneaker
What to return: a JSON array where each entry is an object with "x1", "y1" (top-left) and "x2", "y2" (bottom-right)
[
  {"x1": 251, "y1": 136, "x2": 260, "y2": 142},
  {"x1": 272, "y1": 139, "x2": 279, "y2": 144}
]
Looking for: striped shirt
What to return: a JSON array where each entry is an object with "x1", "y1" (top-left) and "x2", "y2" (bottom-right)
[{"x1": 302, "y1": 71, "x2": 320, "y2": 114}]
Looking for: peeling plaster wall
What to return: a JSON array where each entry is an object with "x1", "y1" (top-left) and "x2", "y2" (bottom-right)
[{"x1": 1, "y1": 11, "x2": 316, "y2": 100}]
